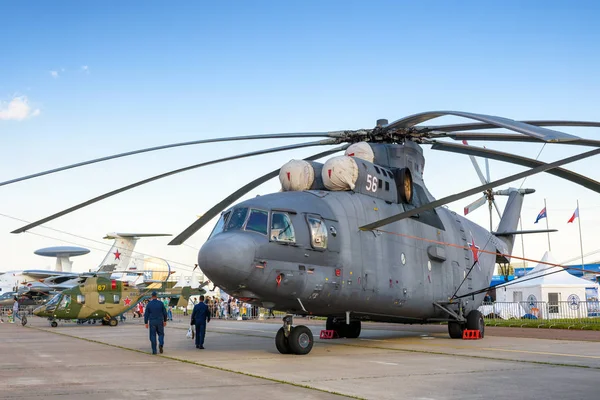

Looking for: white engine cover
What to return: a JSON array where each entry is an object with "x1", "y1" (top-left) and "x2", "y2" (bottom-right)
[
  {"x1": 345, "y1": 142, "x2": 374, "y2": 163},
  {"x1": 279, "y1": 159, "x2": 315, "y2": 191},
  {"x1": 322, "y1": 156, "x2": 359, "y2": 191}
]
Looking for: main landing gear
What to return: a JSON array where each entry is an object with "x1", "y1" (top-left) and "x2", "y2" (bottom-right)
[
  {"x1": 101, "y1": 316, "x2": 119, "y2": 327},
  {"x1": 275, "y1": 315, "x2": 314, "y2": 355},
  {"x1": 326, "y1": 316, "x2": 361, "y2": 338},
  {"x1": 448, "y1": 310, "x2": 485, "y2": 339}
]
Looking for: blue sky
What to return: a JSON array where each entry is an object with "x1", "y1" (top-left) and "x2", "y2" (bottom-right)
[{"x1": 1, "y1": 1, "x2": 600, "y2": 273}]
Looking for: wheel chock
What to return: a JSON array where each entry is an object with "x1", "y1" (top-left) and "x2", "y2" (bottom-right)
[
  {"x1": 319, "y1": 330, "x2": 338, "y2": 339},
  {"x1": 462, "y1": 329, "x2": 482, "y2": 340}
]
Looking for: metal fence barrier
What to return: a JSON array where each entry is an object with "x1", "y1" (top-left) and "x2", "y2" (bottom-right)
[{"x1": 479, "y1": 300, "x2": 600, "y2": 326}]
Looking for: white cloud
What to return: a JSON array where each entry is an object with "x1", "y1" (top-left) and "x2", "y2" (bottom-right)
[
  {"x1": 50, "y1": 70, "x2": 59, "y2": 78},
  {"x1": 81, "y1": 65, "x2": 89, "y2": 73},
  {"x1": 0, "y1": 96, "x2": 41, "y2": 121}
]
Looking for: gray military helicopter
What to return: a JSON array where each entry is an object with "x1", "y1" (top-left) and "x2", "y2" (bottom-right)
[{"x1": 7, "y1": 111, "x2": 600, "y2": 355}]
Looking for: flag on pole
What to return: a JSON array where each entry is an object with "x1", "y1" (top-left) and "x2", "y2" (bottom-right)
[
  {"x1": 534, "y1": 207, "x2": 547, "y2": 224},
  {"x1": 568, "y1": 207, "x2": 579, "y2": 223}
]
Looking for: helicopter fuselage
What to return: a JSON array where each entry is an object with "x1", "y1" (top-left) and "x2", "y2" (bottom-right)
[{"x1": 199, "y1": 189, "x2": 507, "y2": 323}]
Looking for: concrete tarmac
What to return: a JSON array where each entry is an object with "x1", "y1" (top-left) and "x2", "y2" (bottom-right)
[{"x1": 2, "y1": 317, "x2": 600, "y2": 399}]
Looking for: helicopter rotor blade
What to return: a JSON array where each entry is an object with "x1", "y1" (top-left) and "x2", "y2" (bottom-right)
[
  {"x1": 168, "y1": 144, "x2": 349, "y2": 246},
  {"x1": 461, "y1": 140, "x2": 488, "y2": 185},
  {"x1": 463, "y1": 196, "x2": 486, "y2": 215},
  {"x1": 359, "y1": 147, "x2": 600, "y2": 231},
  {"x1": 442, "y1": 133, "x2": 600, "y2": 147},
  {"x1": 11, "y1": 139, "x2": 338, "y2": 234},
  {"x1": 385, "y1": 111, "x2": 579, "y2": 142},
  {"x1": 0, "y1": 131, "x2": 346, "y2": 188},
  {"x1": 431, "y1": 142, "x2": 600, "y2": 194},
  {"x1": 424, "y1": 120, "x2": 600, "y2": 133}
]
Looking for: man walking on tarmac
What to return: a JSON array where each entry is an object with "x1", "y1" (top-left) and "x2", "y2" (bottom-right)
[
  {"x1": 191, "y1": 295, "x2": 210, "y2": 349},
  {"x1": 12, "y1": 297, "x2": 21, "y2": 324},
  {"x1": 144, "y1": 291, "x2": 167, "y2": 354}
]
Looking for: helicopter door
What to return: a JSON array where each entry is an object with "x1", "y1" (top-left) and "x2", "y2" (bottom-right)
[
  {"x1": 57, "y1": 294, "x2": 74, "y2": 318},
  {"x1": 426, "y1": 228, "x2": 448, "y2": 302},
  {"x1": 359, "y1": 198, "x2": 383, "y2": 294}
]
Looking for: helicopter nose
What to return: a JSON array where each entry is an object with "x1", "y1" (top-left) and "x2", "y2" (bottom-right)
[
  {"x1": 33, "y1": 305, "x2": 46, "y2": 316},
  {"x1": 198, "y1": 233, "x2": 257, "y2": 288}
]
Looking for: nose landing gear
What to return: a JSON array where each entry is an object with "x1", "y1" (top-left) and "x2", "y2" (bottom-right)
[{"x1": 275, "y1": 315, "x2": 314, "y2": 355}]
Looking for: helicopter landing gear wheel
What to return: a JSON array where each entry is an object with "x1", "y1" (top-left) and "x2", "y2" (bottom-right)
[
  {"x1": 345, "y1": 321, "x2": 361, "y2": 338},
  {"x1": 50, "y1": 321, "x2": 58, "y2": 328},
  {"x1": 21, "y1": 315, "x2": 27, "y2": 326},
  {"x1": 275, "y1": 327, "x2": 291, "y2": 354},
  {"x1": 326, "y1": 316, "x2": 348, "y2": 338},
  {"x1": 448, "y1": 321, "x2": 464, "y2": 339},
  {"x1": 288, "y1": 325, "x2": 313, "y2": 355},
  {"x1": 276, "y1": 315, "x2": 314, "y2": 355},
  {"x1": 466, "y1": 310, "x2": 485, "y2": 338},
  {"x1": 108, "y1": 318, "x2": 118, "y2": 327}
]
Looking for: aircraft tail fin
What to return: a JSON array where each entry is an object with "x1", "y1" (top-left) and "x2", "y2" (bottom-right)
[
  {"x1": 96, "y1": 233, "x2": 170, "y2": 273},
  {"x1": 494, "y1": 188, "x2": 535, "y2": 256}
]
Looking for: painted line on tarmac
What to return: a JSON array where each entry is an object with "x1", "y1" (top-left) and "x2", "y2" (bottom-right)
[
  {"x1": 369, "y1": 361, "x2": 399, "y2": 366},
  {"x1": 479, "y1": 347, "x2": 600, "y2": 360},
  {"x1": 26, "y1": 325, "x2": 364, "y2": 400}
]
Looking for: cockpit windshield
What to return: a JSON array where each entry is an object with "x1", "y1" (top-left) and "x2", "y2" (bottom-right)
[
  {"x1": 245, "y1": 209, "x2": 268, "y2": 235},
  {"x1": 46, "y1": 294, "x2": 61, "y2": 307},
  {"x1": 209, "y1": 210, "x2": 231, "y2": 239},
  {"x1": 225, "y1": 207, "x2": 249, "y2": 231},
  {"x1": 271, "y1": 212, "x2": 295, "y2": 243}
]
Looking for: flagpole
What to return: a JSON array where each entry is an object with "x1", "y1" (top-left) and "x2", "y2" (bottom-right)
[
  {"x1": 544, "y1": 198, "x2": 551, "y2": 252},
  {"x1": 577, "y1": 199, "x2": 584, "y2": 271}
]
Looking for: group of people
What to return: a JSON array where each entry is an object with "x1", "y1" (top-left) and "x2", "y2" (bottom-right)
[
  {"x1": 199, "y1": 296, "x2": 260, "y2": 320},
  {"x1": 144, "y1": 292, "x2": 211, "y2": 354}
]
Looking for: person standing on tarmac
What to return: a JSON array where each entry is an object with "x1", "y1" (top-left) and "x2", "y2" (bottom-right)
[
  {"x1": 191, "y1": 295, "x2": 210, "y2": 349},
  {"x1": 12, "y1": 297, "x2": 21, "y2": 323},
  {"x1": 144, "y1": 291, "x2": 167, "y2": 354}
]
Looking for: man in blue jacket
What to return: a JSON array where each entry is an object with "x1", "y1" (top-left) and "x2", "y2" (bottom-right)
[
  {"x1": 191, "y1": 295, "x2": 210, "y2": 349},
  {"x1": 144, "y1": 291, "x2": 168, "y2": 354}
]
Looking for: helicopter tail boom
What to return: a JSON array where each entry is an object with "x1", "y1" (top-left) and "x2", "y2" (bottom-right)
[{"x1": 494, "y1": 189, "x2": 535, "y2": 255}]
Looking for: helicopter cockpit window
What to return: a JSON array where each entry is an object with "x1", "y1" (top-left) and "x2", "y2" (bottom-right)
[
  {"x1": 46, "y1": 294, "x2": 61, "y2": 307},
  {"x1": 225, "y1": 207, "x2": 249, "y2": 231},
  {"x1": 271, "y1": 212, "x2": 295, "y2": 243},
  {"x1": 58, "y1": 295, "x2": 71, "y2": 309},
  {"x1": 307, "y1": 215, "x2": 328, "y2": 249},
  {"x1": 209, "y1": 210, "x2": 231, "y2": 239},
  {"x1": 245, "y1": 209, "x2": 268, "y2": 235}
]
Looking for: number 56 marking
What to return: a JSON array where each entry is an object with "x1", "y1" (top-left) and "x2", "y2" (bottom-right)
[{"x1": 365, "y1": 174, "x2": 378, "y2": 193}]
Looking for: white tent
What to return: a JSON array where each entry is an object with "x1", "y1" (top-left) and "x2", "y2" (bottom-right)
[{"x1": 496, "y1": 252, "x2": 599, "y2": 319}]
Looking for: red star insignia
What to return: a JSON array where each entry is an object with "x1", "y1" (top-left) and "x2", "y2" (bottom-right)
[
  {"x1": 123, "y1": 297, "x2": 132, "y2": 306},
  {"x1": 469, "y1": 239, "x2": 480, "y2": 263},
  {"x1": 114, "y1": 250, "x2": 121, "y2": 260}
]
